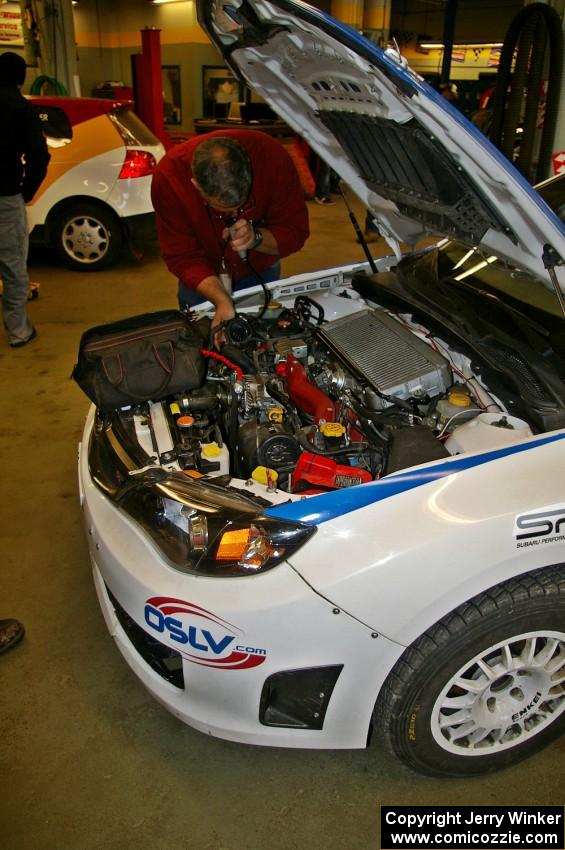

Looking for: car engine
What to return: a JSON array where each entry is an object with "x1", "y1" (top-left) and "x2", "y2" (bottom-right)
[{"x1": 127, "y1": 294, "x2": 532, "y2": 495}]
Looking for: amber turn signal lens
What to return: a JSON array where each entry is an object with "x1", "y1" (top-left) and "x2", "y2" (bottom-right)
[{"x1": 215, "y1": 528, "x2": 252, "y2": 561}]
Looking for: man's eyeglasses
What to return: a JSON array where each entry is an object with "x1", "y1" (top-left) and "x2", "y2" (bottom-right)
[{"x1": 207, "y1": 196, "x2": 255, "y2": 224}]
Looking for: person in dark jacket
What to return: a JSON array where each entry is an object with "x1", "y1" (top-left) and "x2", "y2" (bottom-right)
[{"x1": 0, "y1": 51, "x2": 50, "y2": 347}]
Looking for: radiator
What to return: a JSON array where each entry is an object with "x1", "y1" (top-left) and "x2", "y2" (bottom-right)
[{"x1": 318, "y1": 309, "x2": 451, "y2": 402}]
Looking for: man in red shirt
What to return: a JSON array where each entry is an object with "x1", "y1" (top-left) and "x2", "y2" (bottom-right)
[{"x1": 151, "y1": 129, "x2": 309, "y2": 332}]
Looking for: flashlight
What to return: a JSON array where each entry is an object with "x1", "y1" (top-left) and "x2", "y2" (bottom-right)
[{"x1": 226, "y1": 216, "x2": 247, "y2": 260}]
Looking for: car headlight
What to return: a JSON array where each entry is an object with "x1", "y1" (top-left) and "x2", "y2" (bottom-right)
[{"x1": 115, "y1": 470, "x2": 316, "y2": 577}]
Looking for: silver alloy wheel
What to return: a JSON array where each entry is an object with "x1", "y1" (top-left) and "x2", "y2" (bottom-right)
[
  {"x1": 431, "y1": 630, "x2": 565, "y2": 755},
  {"x1": 62, "y1": 214, "x2": 110, "y2": 265}
]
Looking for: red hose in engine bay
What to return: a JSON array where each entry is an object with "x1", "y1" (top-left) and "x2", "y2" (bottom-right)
[{"x1": 283, "y1": 354, "x2": 365, "y2": 443}]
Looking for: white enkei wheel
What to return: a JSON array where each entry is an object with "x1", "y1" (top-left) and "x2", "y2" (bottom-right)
[
  {"x1": 373, "y1": 565, "x2": 565, "y2": 776},
  {"x1": 430, "y1": 631, "x2": 565, "y2": 755}
]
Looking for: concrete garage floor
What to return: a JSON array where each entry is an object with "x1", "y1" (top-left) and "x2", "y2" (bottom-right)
[{"x1": 1, "y1": 191, "x2": 564, "y2": 850}]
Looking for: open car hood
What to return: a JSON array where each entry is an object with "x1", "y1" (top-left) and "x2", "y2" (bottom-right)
[{"x1": 197, "y1": 0, "x2": 564, "y2": 291}]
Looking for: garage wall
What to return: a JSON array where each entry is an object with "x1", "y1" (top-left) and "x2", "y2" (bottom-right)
[
  {"x1": 389, "y1": 0, "x2": 524, "y2": 79},
  {"x1": 390, "y1": 0, "x2": 524, "y2": 44},
  {"x1": 66, "y1": 0, "x2": 557, "y2": 127},
  {"x1": 72, "y1": 0, "x2": 222, "y2": 132}
]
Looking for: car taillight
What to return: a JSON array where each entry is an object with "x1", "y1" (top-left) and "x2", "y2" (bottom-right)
[{"x1": 118, "y1": 150, "x2": 157, "y2": 179}]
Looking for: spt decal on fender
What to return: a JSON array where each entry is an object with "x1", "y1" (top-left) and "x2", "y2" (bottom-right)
[
  {"x1": 144, "y1": 596, "x2": 267, "y2": 669},
  {"x1": 514, "y1": 503, "x2": 565, "y2": 548}
]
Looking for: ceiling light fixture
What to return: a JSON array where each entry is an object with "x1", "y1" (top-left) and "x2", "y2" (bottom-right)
[{"x1": 419, "y1": 42, "x2": 503, "y2": 50}]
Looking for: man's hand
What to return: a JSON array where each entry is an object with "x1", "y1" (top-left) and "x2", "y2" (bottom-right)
[
  {"x1": 195, "y1": 276, "x2": 235, "y2": 348},
  {"x1": 222, "y1": 219, "x2": 277, "y2": 256},
  {"x1": 223, "y1": 218, "x2": 255, "y2": 256}
]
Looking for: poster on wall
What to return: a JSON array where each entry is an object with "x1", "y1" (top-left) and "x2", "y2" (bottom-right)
[
  {"x1": 450, "y1": 48, "x2": 466, "y2": 64},
  {"x1": 488, "y1": 48, "x2": 501, "y2": 67},
  {"x1": 202, "y1": 66, "x2": 245, "y2": 118},
  {"x1": 552, "y1": 152, "x2": 565, "y2": 175},
  {"x1": 0, "y1": 2, "x2": 24, "y2": 46}
]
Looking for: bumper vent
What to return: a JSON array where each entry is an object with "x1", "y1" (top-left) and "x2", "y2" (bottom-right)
[
  {"x1": 260, "y1": 665, "x2": 343, "y2": 729},
  {"x1": 106, "y1": 586, "x2": 184, "y2": 689}
]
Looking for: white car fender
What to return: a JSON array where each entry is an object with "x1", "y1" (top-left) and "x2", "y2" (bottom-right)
[
  {"x1": 285, "y1": 431, "x2": 565, "y2": 647},
  {"x1": 27, "y1": 149, "x2": 123, "y2": 229}
]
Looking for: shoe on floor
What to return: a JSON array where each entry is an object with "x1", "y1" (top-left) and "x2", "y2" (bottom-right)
[
  {"x1": 0, "y1": 618, "x2": 25, "y2": 654},
  {"x1": 314, "y1": 196, "x2": 336, "y2": 206},
  {"x1": 29, "y1": 282, "x2": 41, "y2": 300},
  {"x1": 10, "y1": 327, "x2": 37, "y2": 348}
]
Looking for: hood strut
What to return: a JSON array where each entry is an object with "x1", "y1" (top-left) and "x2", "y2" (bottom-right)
[
  {"x1": 338, "y1": 185, "x2": 378, "y2": 274},
  {"x1": 543, "y1": 244, "x2": 565, "y2": 319}
]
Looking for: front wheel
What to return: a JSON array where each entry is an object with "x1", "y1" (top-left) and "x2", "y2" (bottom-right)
[
  {"x1": 53, "y1": 203, "x2": 123, "y2": 271},
  {"x1": 373, "y1": 565, "x2": 565, "y2": 776}
]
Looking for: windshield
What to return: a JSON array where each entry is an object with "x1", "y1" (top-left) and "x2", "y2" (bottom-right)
[
  {"x1": 434, "y1": 241, "x2": 563, "y2": 317},
  {"x1": 401, "y1": 174, "x2": 565, "y2": 318}
]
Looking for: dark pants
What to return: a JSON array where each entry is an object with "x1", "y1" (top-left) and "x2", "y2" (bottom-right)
[
  {"x1": 178, "y1": 261, "x2": 281, "y2": 311},
  {"x1": 0, "y1": 194, "x2": 33, "y2": 344}
]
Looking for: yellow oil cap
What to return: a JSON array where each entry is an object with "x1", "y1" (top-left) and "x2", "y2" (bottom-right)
[
  {"x1": 320, "y1": 422, "x2": 346, "y2": 438},
  {"x1": 170, "y1": 402, "x2": 181, "y2": 416},
  {"x1": 252, "y1": 466, "x2": 279, "y2": 486},
  {"x1": 448, "y1": 387, "x2": 471, "y2": 407},
  {"x1": 267, "y1": 407, "x2": 285, "y2": 423},
  {"x1": 202, "y1": 442, "x2": 222, "y2": 458}
]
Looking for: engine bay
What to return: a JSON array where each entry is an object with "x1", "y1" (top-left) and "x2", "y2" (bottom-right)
[{"x1": 115, "y1": 288, "x2": 535, "y2": 499}]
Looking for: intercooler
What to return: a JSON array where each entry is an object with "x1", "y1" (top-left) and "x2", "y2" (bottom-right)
[{"x1": 317, "y1": 308, "x2": 451, "y2": 403}]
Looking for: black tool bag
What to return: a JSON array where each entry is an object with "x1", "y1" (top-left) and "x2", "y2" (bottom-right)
[{"x1": 72, "y1": 310, "x2": 206, "y2": 412}]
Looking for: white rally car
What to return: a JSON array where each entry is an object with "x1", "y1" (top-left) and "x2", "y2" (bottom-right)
[{"x1": 77, "y1": 0, "x2": 565, "y2": 776}]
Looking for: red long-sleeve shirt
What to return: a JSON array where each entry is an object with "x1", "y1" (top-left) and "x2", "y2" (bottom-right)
[{"x1": 151, "y1": 129, "x2": 310, "y2": 291}]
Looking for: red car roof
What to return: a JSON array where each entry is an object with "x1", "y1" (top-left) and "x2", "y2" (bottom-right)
[{"x1": 27, "y1": 96, "x2": 134, "y2": 126}]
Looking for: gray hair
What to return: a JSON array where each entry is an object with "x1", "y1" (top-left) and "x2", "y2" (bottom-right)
[{"x1": 191, "y1": 137, "x2": 252, "y2": 207}]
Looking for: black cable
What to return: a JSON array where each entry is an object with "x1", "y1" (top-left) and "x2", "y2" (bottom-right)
[
  {"x1": 490, "y1": 3, "x2": 563, "y2": 182},
  {"x1": 536, "y1": 7, "x2": 563, "y2": 181},
  {"x1": 499, "y1": 17, "x2": 535, "y2": 163},
  {"x1": 296, "y1": 430, "x2": 367, "y2": 457},
  {"x1": 241, "y1": 254, "x2": 271, "y2": 320},
  {"x1": 222, "y1": 214, "x2": 271, "y2": 319},
  {"x1": 517, "y1": 17, "x2": 546, "y2": 180}
]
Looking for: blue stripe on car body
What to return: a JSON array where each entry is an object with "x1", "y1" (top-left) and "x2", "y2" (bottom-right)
[{"x1": 265, "y1": 433, "x2": 565, "y2": 525}]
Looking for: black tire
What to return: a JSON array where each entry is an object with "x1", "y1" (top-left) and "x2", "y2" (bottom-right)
[
  {"x1": 53, "y1": 202, "x2": 123, "y2": 271},
  {"x1": 373, "y1": 564, "x2": 565, "y2": 776}
]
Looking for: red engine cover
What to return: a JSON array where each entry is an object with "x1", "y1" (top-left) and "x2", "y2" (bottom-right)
[{"x1": 292, "y1": 451, "x2": 372, "y2": 493}]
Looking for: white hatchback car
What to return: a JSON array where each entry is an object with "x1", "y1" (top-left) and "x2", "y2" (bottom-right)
[
  {"x1": 27, "y1": 97, "x2": 165, "y2": 270},
  {"x1": 76, "y1": 0, "x2": 565, "y2": 777}
]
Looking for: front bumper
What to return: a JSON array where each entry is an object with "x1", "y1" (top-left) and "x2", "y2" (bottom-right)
[{"x1": 78, "y1": 413, "x2": 403, "y2": 748}]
